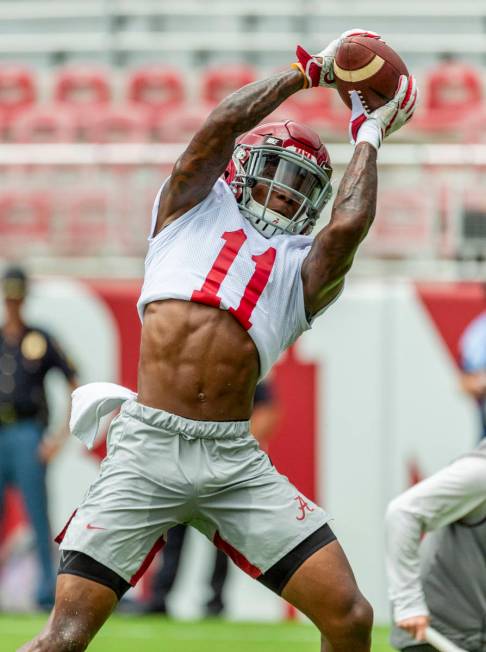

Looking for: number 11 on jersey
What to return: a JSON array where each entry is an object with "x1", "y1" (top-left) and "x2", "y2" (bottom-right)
[{"x1": 191, "y1": 229, "x2": 276, "y2": 331}]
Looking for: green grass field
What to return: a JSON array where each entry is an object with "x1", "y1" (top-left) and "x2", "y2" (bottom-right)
[{"x1": 0, "y1": 615, "x2": 394, "y2": 651}]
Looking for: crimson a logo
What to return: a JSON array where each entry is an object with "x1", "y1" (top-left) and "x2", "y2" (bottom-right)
[{"x1": 294, "y1": 495, "x2": 314, "y2": 521}]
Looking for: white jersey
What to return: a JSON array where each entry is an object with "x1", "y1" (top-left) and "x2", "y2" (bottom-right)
[{"x1": 138, "y1": 178, "x2": 328, "y2": 378}]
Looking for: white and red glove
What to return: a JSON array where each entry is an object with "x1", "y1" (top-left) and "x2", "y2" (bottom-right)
[
  {"x1": 349, "y1": 74, "x2": 418, "y2": 149},
  {"x1": 292, "y1": 29, "x2": 381, "y2": 89}
]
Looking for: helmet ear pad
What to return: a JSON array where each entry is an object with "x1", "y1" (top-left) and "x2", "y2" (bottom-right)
[{"x1": 224, "y1": 159, "x2": 240, "y2": 198}]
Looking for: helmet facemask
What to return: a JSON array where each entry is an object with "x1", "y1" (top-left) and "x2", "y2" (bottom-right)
[{"x1": 231, "y1": 144, "x2": 333, "y2": 238}]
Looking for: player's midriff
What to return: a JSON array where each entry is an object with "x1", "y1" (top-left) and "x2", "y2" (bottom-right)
[{"x1": 137, "y1": 299, "x2": 260, "y2": 421}]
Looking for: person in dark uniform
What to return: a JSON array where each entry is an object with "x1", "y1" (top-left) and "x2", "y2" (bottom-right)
[
  {"x1": 146, "y1": 381, "x2": 279, "y2": 616},
  {"x1": 0, "y1": 267, "x2": 78, "y2": 609}
]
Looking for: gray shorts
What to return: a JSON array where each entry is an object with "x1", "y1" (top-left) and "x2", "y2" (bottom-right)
[{"x1": 58, "y1": 400, "x2": 330, "y2": 588}]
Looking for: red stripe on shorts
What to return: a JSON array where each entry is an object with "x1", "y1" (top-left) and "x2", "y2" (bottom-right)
[
  {"x1": 54, "y1": 509, "x2": 78, "y2": 544},
  {"x1": 213, "y1": 531, "x2": 262, "y2": 579},
  {"x1": 130, "y1": 535, "x2": 165, "y2": 586}
]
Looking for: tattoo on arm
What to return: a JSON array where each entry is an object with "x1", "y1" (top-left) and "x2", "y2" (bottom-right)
[
  {"x1": 330, "y1": 142, "x2": 377, "y2": 242},
  {"x1": 216, "y1": 69, "x2": 304, "y2": 136},
  {"x1": 156, "y1": 69, "x2": 305, "y2": 233},
  {"x1": 303, "y1": 143, "x2": 377, "y2": 314}
]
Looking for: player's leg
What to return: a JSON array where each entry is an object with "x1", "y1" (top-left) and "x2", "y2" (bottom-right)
[
  {"x1": 280, "y1": 537, "x2": 372, "y2": 651},
  {"x1": 17, "y1": 570, "x2": 119, "y2": 652},
  {"x1": 197, "y1": 433, "x2": 372, "y2": 650}
]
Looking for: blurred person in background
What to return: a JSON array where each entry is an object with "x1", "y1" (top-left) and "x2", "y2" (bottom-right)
[
  {"x1": 22, "y1": 29, "x2": 417, "y2": 652},
  {"x1": 146, "y1": 380, "x2": 279, "y2": 617},
  {"x1": 0, "y1": 266, "x2": 78, "y2": 609},
  {"x1": 385, "y1": 440, "x2": 486, "y2": 651},
  {"x1": 459, "y1": 310, "x2": 486, "y2": 440}
]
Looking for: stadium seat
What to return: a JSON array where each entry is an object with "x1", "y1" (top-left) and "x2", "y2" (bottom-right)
[
  {"x1": 0, "y1": 191, "x2": 52, "y2": 254},
  {"x1": 280, "y1": 87, "x2": 349, "y2": 138},
  {"x1": 459, "y1": 108, "x2": 486, "y2": 144},
  {"x1": 363, "y1": 187, "x2": 435, "y2": 258},
  {"x1": 413, "y1": 57, "x2": 483, "y2": 136},
  {"x1": 0, "y1": 65, "x2": 36, "y2": 127},
  {"x1": 152, "y1": 105, "x2": 210, "y2": 143},
  {"x1": 53, "y1": 66, "x2": 112, "y2": 131},
  {"x1": 62, "y1": 190, "x2": 110, "y2": 255},
  {"x1": 84, "y1": 106, "x2": 150, "y2": 143},
  {"x1": 200, "y1": 65, "x2": 257, "y2": 107},
  {"x1": 10, "y1": 105, "x2": 77, "y2": 143},
  {"x1": 127, "y1": 67, "x2": 185, "y2": 123}
]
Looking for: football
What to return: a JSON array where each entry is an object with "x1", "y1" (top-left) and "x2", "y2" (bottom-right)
[{"x1": 333, "y1": 36, "x2": 408, "y2": 112}]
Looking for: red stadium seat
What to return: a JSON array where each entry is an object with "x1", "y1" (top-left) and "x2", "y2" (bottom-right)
[
  {"x1": 53, "y1": 66, "x2": 112, "y2": 130},
  {"x1": 200, "y1": 65, "x2": 257, "y2": 107},
  {"x1": 0, "y1": 65, "x2": 36, "y2": 126},
  {"x1": 0, "y1": 191, "x2": 52, "y2": 254},
  {"x1": 10, "y1": 105, "x2": 77, "y2": 143},
  {"x1": 363, "y1": 188, "x2": 435, "y2": 257},
  {"x1": 152, "y1": 105, "x2": 210, "y2": 143},
  {"x1": 84, "y1": 106, "x2": 150, "y2": 143},
  {"x1": 62, "y1": 190, "x2": 110, "y2": 255},
  {"x1": 127, "y1": 67, "x2": 185, "y2": 123},
  {"x1": 413, "y1": 58, "x2": 483, "y2": 136},
  {"x1": 426, "y1": 60, "x2": 482, "y2": 112},
  {"x1": 280, "y1": 87, "x2": 349, "y2": 137},
  {"x1": 458, "y1": 108, "x2": 486, "y2": 143}
]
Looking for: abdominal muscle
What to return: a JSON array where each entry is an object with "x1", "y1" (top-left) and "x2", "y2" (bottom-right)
[{"x1": 137, "y1": 299, "x2": 260, "y2": 421}]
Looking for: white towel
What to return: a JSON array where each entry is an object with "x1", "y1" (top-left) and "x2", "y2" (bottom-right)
[{"x1": 70, "y1": 382, "x2": 137, "y2": 449}]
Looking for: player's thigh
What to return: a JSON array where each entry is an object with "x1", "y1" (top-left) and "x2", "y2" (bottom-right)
[
  {"x1": 196, "y1": 441, "x2": 331, "y2": 585},
  {"x1": 281, "y1": 538, "x2": 368, "y2": 628}
]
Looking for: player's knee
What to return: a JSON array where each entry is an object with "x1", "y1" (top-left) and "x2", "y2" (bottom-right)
[
  {"x1": 345, "y1": 595, "x2": 373, "y2": 641},
  {"x1": 318, "y1": 591, "x2": 373, "y2": 643}
]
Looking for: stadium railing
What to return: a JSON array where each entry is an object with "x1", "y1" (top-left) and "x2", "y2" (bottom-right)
[{"x1": 0, "y1": 143, "x2": 485, "y2": 270}]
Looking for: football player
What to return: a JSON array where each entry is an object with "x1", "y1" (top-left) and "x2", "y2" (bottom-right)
[{"x1": 21, "y1": 30, "x2": 417, "y2": 652}]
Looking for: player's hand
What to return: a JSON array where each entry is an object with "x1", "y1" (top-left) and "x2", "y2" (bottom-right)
[
  {"x1": 38, "y1": 434, "x2": 64, "y2": 463},
  {"x1": 397, "y1": 615, "x2": 430, "y2": 641},
  {"x1": 350, "y1": 74, "x2": 418, "y2": 148},
  {"x1": 293, "y1": 29, "x2": 381, "y2": 89}
]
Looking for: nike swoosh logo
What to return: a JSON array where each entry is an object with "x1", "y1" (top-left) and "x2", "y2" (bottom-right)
[{"x1": 86, "y1": 524, "x2": 107, "y2": 531}]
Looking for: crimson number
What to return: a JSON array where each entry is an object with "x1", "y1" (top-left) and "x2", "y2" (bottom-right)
[{"x1": 191, "y1": 229, "x2": 276, "y2": 331}]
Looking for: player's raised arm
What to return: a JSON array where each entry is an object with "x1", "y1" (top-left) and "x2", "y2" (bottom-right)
[
  {"x1": 154, "y1": 70, "x2": 303, "y2": 233},
  {"x1": 302, "y1": 75, "x2": 418, "y2": 317},
  {"x1": 154, "y1": 31, "x2": 371, "y2": 235}
]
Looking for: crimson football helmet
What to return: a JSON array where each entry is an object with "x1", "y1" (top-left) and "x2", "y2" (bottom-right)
[{"x1": 224, "y1": 120, "x2": 333, "y2": 237}]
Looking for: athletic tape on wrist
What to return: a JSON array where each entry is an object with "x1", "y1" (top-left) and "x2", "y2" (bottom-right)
[{"x1": 355, "y1": 121, "x2": 382, "y2": 150}]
